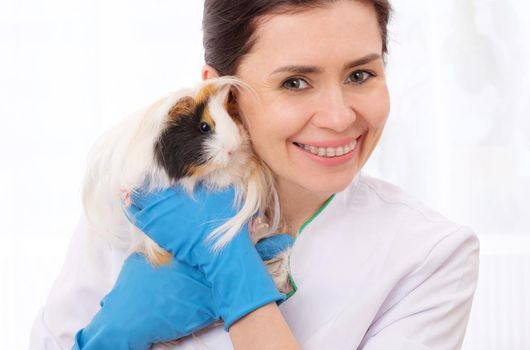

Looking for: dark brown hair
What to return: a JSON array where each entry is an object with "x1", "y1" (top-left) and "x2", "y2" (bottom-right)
[{"x1": 203, "y1": 0, "x2": 392, "y2": 76}]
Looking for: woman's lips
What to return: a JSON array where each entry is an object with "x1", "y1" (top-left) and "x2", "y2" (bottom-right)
[
  {"x1": 293, "y1": 135, "x2": 361, "y2": 158},
  {"x1": 293, "y1": 135, "x2": 362, "y2": 165}
]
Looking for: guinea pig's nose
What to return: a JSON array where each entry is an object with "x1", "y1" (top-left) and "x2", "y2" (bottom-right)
[{"x1": 226, "y1": 147, "x2": 237, "y2": 157}]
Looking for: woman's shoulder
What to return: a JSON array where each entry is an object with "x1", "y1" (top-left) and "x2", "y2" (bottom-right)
[
  {"x1": 327, "y1": 173, "x2": 480, "y2": 291},
  {"x1": 341, "y1": 172, "x2": 461, "y2": 224},
  {"x1": 335, "y1": 172, "x2": 479, "y2": 249},
  {"x1": 329, "y1": 174, "x2": 479, "y2": 350},
  {"x1": 344, "y1": 172, "x2": 450, "y2": 222}
]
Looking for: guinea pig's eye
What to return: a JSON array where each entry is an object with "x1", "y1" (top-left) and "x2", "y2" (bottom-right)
[{"x1": 199, "y1": 122, "x2": 211, "y2": 134}]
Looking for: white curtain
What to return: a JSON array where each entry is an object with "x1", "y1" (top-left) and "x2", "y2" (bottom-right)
[{"x1": 1, "y1": 0, "x2": 528, "y2": 348}]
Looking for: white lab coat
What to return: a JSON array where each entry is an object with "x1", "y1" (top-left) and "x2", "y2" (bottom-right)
[{"x1": 29, "y1": 172, "x2": 480, "y2": 350}]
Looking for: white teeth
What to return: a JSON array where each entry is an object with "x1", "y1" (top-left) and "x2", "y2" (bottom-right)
[{"x1": 296, "y1": 140, "x2": 358, "y2": 158}]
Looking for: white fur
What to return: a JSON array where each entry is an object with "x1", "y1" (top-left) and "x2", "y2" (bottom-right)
[{"x1": 82, "y1": 77, "x2": 282, "y2": 261}]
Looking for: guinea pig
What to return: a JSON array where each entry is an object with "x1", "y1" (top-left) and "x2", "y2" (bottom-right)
[{"x1": 81, "y1": 76, "x2": 291, "y2": 287}]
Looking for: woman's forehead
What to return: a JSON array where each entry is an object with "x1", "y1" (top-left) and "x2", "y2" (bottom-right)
[{"x1": 244, "y1": 1, "x2": 383, "y2": 71}]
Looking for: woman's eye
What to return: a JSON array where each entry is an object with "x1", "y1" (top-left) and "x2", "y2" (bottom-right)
[
  {"x1": 348, "y1": 70, "x2": 374, "y2": 84},
  {"x1": 282, "y1": 78, "x2": 309, "y2": 90}
]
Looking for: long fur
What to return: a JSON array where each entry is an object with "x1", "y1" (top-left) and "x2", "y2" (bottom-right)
[{"x1": 82, "y1": 77, "x2": 282, "y2": 264}]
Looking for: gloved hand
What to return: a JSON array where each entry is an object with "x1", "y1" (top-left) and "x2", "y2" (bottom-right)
[
  {"x1": 72, "y1": 253, "x2": 218, "y2": 350},
  {"x1": 72, "y1": 234, "x2": 294, "y2": 350},
  {"x1": 125, "y1": 185, "x2": 286, "y2": 330}
]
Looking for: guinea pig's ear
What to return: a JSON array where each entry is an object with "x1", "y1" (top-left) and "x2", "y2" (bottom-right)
[
  {"x1": 168, "y1": 96, "x2": 196, "y2": 120},
  {"x1": 225, "y1": 90, "x2": 241, "y2": 121}
]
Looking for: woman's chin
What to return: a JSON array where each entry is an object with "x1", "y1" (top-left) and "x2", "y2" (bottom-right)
[{"x1": 302, "y1": 171, "x2": 358, "y2": 197}]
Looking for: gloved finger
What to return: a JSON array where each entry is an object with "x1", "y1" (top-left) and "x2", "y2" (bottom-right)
[
  {"x1": 255, "y1": 234, "x2": 295, "y2": 261},
  {"x1": 128, "y1": 186, "x2": 183, "y2": 211}
]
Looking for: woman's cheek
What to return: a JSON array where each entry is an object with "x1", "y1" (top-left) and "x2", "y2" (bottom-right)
[
  {"x1": 245, "y1": 113, "x2": 277, "y2": 159},
  {"x1": 358, "y1": 86, "x2": 390, "y2": 128}
]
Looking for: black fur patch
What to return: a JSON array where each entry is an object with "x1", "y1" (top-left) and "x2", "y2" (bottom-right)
[{"x1": 154, "y1": 101, "x2": 212, "y2": 181}]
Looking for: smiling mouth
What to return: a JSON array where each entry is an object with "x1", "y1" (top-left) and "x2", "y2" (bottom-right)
[{"x1": 293, "y1": 139, "x2": 358, "y2": 158}]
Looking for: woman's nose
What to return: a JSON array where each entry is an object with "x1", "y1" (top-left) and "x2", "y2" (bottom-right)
[{"x1": 311, "y1": 88, "x2": 356, "y2": 132}]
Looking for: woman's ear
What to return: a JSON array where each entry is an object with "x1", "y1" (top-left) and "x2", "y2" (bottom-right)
[{"x1": 201, "y1": 65, "x2": 220, "y2": 81}]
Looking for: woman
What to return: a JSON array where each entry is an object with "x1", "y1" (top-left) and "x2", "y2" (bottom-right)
[{"x1": 30, "y1": 0, "x2": 479, "y2": 349}]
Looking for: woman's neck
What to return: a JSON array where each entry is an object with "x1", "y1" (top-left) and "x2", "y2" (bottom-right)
[{"x1": 276, "y1": 180, "x2": 331, "y2": 235}]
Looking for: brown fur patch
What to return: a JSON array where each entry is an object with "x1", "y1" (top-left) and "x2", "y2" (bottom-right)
[
  {"x1": 195, "y1": 83, "x2": 218, "y2": 105},
  {"x1": 201, "y1": 105, "x2": 216, "y2": 129},
  {"x1": 168, "y1": 96, "x2": 196, "y2": 121},
  {"x1": 225, "y1": 90, "x2": 241, "y2": 121},
  {"x1": 186, "y1": 150, "x2": 238, "y2": 177},
  {"x1": 146, "y1": 246, "x2": 173, "y2": 267},
  {"x1": 196, "y1": 84, "x2": 219, "y2": 130},
  {"x1": 186, "y1": 163, "x2": 214, "y2": 178}
]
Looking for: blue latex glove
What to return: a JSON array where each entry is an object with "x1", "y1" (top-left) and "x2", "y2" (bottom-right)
[
  {"x1": 73, "y1": 235, "x2": 293, "y2": 350},
  {"x1": 125, "y1": 184, "x2": 286, "y2": 330},
  {"x1": 73, "y1": 253, "x2": 218, "y2": 350}
]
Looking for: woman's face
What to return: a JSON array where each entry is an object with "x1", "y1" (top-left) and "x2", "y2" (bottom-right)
[{"x1": 233, "y1": 0, "x2": 390, "y2": 198}]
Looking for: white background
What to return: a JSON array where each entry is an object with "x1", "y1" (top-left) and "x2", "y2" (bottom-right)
[{"x1": 1, "y1": 0, "x2": 529, "y2": 348}]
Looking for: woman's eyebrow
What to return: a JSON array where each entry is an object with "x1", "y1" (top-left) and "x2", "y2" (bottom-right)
[
  {"x1": 269, "y1": 53, "x2": 382, "y2": 76},
  {"x1": 343, "y1": 53, "x2": 382, "y2": 70}
]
